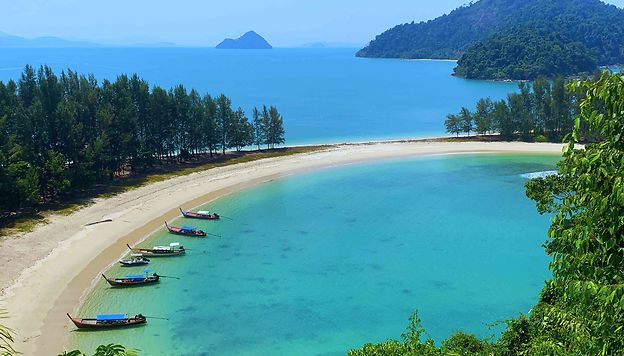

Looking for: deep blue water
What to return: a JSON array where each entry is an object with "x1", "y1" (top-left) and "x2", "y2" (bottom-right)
[
  {"x1": 71, "y1": 153, "x2": 557, "y2": 355},
  {"x1": 0, "y1": 48, "x2": 516, "y2": 144}
]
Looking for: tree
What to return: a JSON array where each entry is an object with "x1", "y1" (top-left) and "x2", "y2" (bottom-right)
[
  {"x1": 215, "y1": 94, "x2": 233, "y2": 155},
  {"x1": 201, "y1": 95, "x2": 218, "y2": 156},
  {"x1": 228, "y1": 108, "x2": 254, "y2": 151},
  {"x1": 252, "y1": 107, "x2": 265, "y2": 150},
  {"x1": 459, "y1": 107, "x2": 474, "y2": 136},
  {"x1": 525, "y1": 71, "x2": 624, "y2": 354},
  {"x1": 266, "y1": 106, "x2": 285, "y2": 149},
  {"x1": 0, "y1": 65, "x2": 287, "y2": 216},
  {"x1": 532, "y1": 77, "x2": 551, "y2": 135},
  {"x1": 450, "y1": 75, "x2": 585, "y2": 143},
  {"x1": 474, "y1": 98, "x2": 493, "y2": 135},
  {"x1": 260, "y1": 105, "x2": 271, "y2": 149},
  {"x1": 444, "y1": 114, "x2": 462, "y2": 137}
]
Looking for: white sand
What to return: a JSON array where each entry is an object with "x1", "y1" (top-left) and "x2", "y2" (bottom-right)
[{"x1": 0, "y1": 141, "x2": 565, "y2": 355}]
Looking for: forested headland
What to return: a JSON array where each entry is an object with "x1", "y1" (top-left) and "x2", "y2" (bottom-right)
[
  {"x1": 453, "y1": 28, "x2": 598, "y2": 80},
  {"x1": 0, "y1": 65, "x2": 285, "y2": 216},
  {"x1": 357, "y1": 0, "x2": 624, "y2": 80},
  {"x1": 445, "y1": 76, "x2": 588, "y2": 142},
  {"x1": 351, "y1": 71, "x2": 624, "y2": 355}
]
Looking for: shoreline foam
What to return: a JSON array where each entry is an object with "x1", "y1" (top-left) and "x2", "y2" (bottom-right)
[{"x1": 0, "y1": 141, "x2": 565, "y2": 355}]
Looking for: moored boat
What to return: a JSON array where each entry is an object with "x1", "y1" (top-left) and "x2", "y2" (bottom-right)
[
  {"x1": 119, "y1": 253, "x2": 150, "y2": 266},
  {"x1": 67, "y1": 313, "x2": 147, "y2": 329},
  {"x1": 165, "y1": 222, "x2": 207, "y2": 237},
  {"x1": 180, "y1": 207, "x2": 220, "y2": 220},
  {"x1": 126, "y1": 243, "x2": 186, "y2": 256},
  {"x1": 102, "y1": 273, "x2": 160, "y2": 287}
]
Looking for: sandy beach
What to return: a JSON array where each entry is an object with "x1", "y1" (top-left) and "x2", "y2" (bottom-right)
[{"x1": 0, "y1": 140, "x2": 566, "y2": 355}]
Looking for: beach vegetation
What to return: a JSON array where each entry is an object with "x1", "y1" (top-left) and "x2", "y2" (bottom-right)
[
  {"x1": 0, "y1": 65, "x2": 288, "y2": 223},
  {"x1": 354, "y1": 71, "x2": 624, "y2": 355},
  {"x1": 445, "y1": 76, "x2": 585, "y2": 142},
  {"x1": 444, "y1": 114, "x2": 461, "y2": 137},
  {"x1": 59, "y1": 343, "x2": 138, "y2": 356},
  {"x1": 0, "y1": 310, "x2": 16, "y2": 356}
]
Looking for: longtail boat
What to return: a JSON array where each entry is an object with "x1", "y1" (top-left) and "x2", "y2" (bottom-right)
[
  {"x1": 180, "y1": 208, "x2": 220, "y2": 220},
  {"x1": 119, "y1": 253, "x2": 150, "y2": 267},
  {"x1": 126, "y1": 243, "x2": 186, "y2": 257},
  {"x1": 102, "y1": 273, "x2": 160, "y2": 287},
  {"x1": 165, "y1": 222, "x2": 206, "y2": 237},
  {"x1": 67, "y1": 313, "x2": 146, "y2": 329}
]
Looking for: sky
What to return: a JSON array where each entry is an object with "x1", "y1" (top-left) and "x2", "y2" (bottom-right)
[{"x1": 1, "y1": 0, "x2": 624, "y2": 47}]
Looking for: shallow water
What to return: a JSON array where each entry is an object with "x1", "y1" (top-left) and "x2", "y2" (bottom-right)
[
  {"x1": 70, "y1": 153, "x2": 558, "y2": 355},
  {"x1": 0, "y1": 48, "x2": 516, "y2": 144}
]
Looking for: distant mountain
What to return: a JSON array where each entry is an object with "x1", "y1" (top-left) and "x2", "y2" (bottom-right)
[
  {"x1": 357, "y1": 0, "x2": 624, "y2": 79},
  {"x1": 216, "y1": 31, "x2": 272, "y2": 49},
  {"x1": 0, "y1": 31, "x2": 99, "y2": 47}
]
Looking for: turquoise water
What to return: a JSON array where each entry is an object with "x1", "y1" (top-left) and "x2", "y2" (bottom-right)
[
  {"x1": 71, "y1": 153, "x2": 558, "y2": 355},
  {"x1": 0, "y1": 48, "x2": 516, "y2": 144}
]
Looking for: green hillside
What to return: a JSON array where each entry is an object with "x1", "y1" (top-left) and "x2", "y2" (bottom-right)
[
  {"x1": 357, "y1": 0, "x2": 624, "y2": 79},
  {"x1": 454, "y1": 28, "x2": 598, "y2": 80}
]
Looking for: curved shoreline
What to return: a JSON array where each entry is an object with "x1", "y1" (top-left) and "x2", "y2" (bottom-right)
[{"x1": 0, "y1": 141, "x2": 565, "y2": 355}]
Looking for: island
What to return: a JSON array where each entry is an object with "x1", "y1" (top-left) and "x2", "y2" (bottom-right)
[
  {"x1": 357, "y1": 0, "x2": 624, "y2": 80},
  {"x1": 216, "y1": 31, "x2": 272, "y2": 49}
]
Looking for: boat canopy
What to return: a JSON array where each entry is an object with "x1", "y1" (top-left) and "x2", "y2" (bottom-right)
[
  {"x1": 131, "y1": 253, "x2": 143, "y2": 257},
  {"x1": 181, "y1": 226, "x2": 195, "y2": 230},
  {"x1": 96, "y1": 314, "x2": 125, "y2": 321},
  {"x1": 125, "y1": 274, "x2": 144, "y2": 279},
  {"x1": 170, "y1": 243, "x2": 180, "y2": 247},
  {"x1": 197, "y1": 211, "x2": 210, "y2": 215},
  {"x1": 153, "y1": 246, "x2": 169, "y2": 250}
]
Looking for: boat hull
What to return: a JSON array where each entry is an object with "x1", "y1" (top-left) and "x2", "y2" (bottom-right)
[
  {"x1": 119, "y1": 260, "x2": 149, "y2": 266},
  {"x1": 67, "y1": 314, "x2": 147, "y2": 329},
  {"x1": 167, "y1": 229, "x2": 206, "y2": 237},
  {"x1": 137, "y1": 249, "x2": 186, "y2": 257},
  {"x1": 180, "y1": 208, "x2": 220, "y2": 220},
  {"x1": 104, "y1": 275, "x2": 160, "y2": 287},
  {"x1": 182, "y1": 212, "x2": 219, "y2": 220}
]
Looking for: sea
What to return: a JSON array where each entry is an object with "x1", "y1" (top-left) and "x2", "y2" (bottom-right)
[
  {"x1": 0, "y1": 47, "x2": 517, "y2": 144},
  {"x1": 70, "y1": 153, "x2": 557, "y2": 355},
  {"x1": 0, "y1": 48, "x2": 556, "y2": 355}
]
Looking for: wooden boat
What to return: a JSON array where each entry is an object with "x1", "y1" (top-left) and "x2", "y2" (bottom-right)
[
  {"x1": 102, "y1": 273, "x2": 160, "y2": 287},
  {"x1": 67, "y1": 313, "x2": 146, "y2": 329},
  {"x1": 119, "y1": 253, "x2": 150, "y2": 266},
  {"x1": 180, "y1": 207, "x2": 220, "y2": 220},
  {"x1": 165, "y1": 222, "x2": 206, "y2": 237},
  {"x1": 126, "y1": 243, "x2": 186, "y2": 257}
]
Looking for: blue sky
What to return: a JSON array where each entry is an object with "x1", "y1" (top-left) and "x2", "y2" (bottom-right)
[{"x1": 1, "y1": 0, "x2": 623, "y2": 47}]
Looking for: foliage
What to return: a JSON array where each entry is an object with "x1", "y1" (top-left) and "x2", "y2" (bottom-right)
[
  {"x1": 445, "y1": 76, "x2": 582, "y2": 142},
  {"x1": 348, "y1": 311, "x2": 493, "y2": 355},
  {"x1": 0, "y1": 65, "x2": 286, "y2": 215},
  {"x1": 59, "y1": 344, "x2": 138, "y2": 356},
  {"x1": 454, "y1": 28, "x2": 597, "y2": 80},
  {"x1": 523, "y1": 71, "x2": 624, "y2": 354},
  {"x1": 0, "y1": 310, "x2": 16, "y2": 356},
  {"x1": 357, "y1": 0, "x2": 624, "y2": 78}
]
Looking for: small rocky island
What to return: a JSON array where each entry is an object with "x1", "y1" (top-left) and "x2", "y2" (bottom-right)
[{"x1": 216, "y1": 31, "x2": 272, "y2": 49}]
